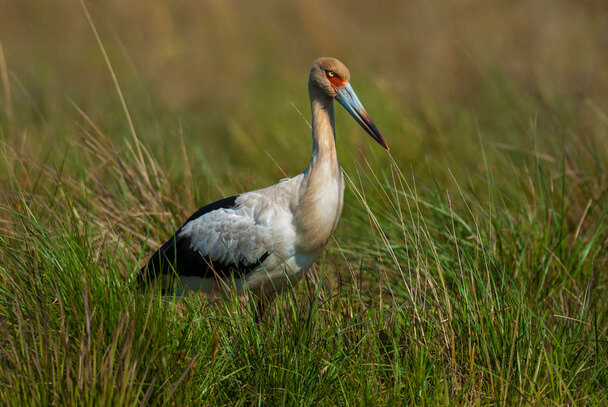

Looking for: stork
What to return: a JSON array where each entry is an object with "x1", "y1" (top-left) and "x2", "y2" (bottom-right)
[{"x1": 138, "y1": 57, "x2": 389, "y2": 319}]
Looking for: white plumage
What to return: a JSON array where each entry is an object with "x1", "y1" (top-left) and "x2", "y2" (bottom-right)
[{"x1": 177, "y1": 176, "x2": 305, "y2": 295}]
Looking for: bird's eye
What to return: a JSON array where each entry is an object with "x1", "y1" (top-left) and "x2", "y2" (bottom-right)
[{"x1": 325, "y1": 70, "x2": 345, "y2": 88}]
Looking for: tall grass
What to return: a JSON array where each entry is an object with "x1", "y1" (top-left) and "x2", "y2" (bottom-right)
[{"x1": 1, "y1": 0, "x2": 608, "y2": 404}]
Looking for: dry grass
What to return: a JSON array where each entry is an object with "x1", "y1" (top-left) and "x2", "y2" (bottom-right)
[{"x1": 1, "y1": 1, "x2": 607, "y2": 404}]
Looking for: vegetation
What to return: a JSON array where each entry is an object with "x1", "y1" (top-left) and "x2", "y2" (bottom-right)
[{"x1": 1, "y1": 0, "x2": 607, "y2": 404}]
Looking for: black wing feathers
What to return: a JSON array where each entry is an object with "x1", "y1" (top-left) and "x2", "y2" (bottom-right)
[{"x1": 183, "y1": 195, "x2": 238, "y2": 224}]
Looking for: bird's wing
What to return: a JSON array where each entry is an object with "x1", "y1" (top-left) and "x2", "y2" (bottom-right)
[
  {"x1": 177, "y1": 200, "x2": 272, "y2": 277},
  {"x1": 139, "y1": 193, "x2": 273, "y2": 285}
]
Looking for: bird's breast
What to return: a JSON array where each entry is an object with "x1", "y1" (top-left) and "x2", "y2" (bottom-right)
[{"x1": 294, "y1": 168, "x2": 344, "y2": 254}]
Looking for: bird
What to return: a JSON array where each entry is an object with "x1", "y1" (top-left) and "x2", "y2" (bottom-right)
[{"x1": 138, "y1": 57, "x2": 389, "y2": 319}]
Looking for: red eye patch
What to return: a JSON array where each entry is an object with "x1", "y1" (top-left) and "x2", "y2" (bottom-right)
[{"x1": 326, "y1": 73, "x2": 346, "y2": 88}]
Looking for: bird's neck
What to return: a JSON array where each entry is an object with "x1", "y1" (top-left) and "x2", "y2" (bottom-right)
[
  {"x1": 306, "y1": 95, "x2": 340, "y2": 179},
  {"x1": 294, "y1": 93, "x2": 344, "y2": 254}
]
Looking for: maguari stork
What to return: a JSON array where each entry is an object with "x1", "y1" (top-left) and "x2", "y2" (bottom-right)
[{"x1": 138, "y1": 57, "x2": 389, "y2": 319}]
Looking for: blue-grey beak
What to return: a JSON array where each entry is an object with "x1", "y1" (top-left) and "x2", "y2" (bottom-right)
[{"x1": 335, "y1": 83, "x2": 389, "y2": 150}]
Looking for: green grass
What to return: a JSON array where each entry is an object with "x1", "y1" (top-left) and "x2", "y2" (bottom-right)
[{"x1": 1, "y1": 1, "x2": 608, "y2": 405}]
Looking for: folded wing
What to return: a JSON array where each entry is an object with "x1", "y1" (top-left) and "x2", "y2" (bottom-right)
[{"x1": 138, "y1": 195, "x2": 271, "y2": 287}]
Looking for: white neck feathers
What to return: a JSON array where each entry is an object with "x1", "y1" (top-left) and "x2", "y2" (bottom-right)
[{"x1": 294, "y1": 93, "x2": 344, "y2": 253}]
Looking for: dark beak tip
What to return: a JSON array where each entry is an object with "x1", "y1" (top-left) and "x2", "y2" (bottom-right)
[{"x1": 373, "y1": 130, "x2": 390, "y2": 151}]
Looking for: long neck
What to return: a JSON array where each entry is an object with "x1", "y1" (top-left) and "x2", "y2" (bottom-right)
[
  {"x1": 306, "y1": 93, "x2": 340, "y2": 179},
  {"x1": 294, "y1": 90, "x2": 344, "y2": 254}
]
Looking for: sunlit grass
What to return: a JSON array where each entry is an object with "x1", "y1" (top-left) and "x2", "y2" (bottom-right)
[{"x1": 1, "y1": 1, "x2": 608, "y2": 405}]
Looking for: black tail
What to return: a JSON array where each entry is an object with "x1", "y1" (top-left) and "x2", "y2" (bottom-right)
[
  {"x1": 138, "y1": 195, "x2": 240, "y2": 289},
  {"x1": 137, "y1": 235, "x2": 178, "y2": 289}
]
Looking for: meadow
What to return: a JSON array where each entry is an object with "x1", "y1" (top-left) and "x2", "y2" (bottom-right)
[{"x1": 1, "y1": 0, "x2": 607, "y2": 405}]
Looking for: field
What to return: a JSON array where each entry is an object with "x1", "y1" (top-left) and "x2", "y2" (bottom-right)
[{"x1": 1, "y1": 0, "x2": 608, "y2": 405}]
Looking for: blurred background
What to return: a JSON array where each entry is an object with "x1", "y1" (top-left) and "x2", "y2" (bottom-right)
[{"x1": 2, "y1": 0, "x2": 608, "y2": 184}]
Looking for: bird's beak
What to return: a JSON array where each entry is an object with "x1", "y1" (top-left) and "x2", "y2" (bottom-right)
[{"x1": 335, "y1": 83, "x2": 389, "y2": 150}]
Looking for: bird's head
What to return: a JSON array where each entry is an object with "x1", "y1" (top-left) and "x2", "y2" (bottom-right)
[{"x1": 309, "y1": 57, "x2": 389, "y2": 150}]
